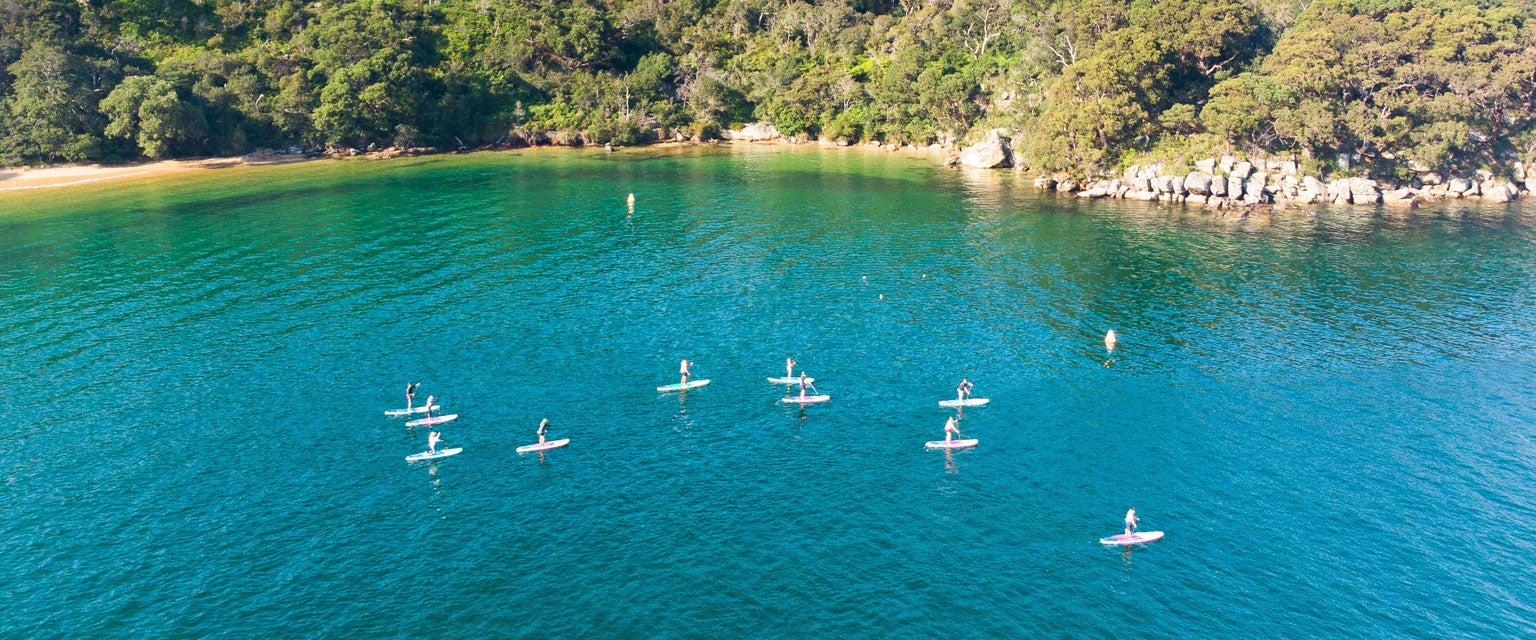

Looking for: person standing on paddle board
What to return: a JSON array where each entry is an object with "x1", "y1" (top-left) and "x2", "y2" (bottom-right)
[
  {"x1": 957, "y1": 379, "x2": 974, "y2": 403},
  {"x1": 537, "y1": 418, "x2": 551, "y2": 444},
  {"x1": 943, "y1": 416, "x2": 961, "y2": 442},
  {"x1": 1124, "y1": 508, "x2": 1139, "y2": 535},
  {"x1": 797, "y1": 372, "x2": 812, "y2": 398},
  {"x1": 428, "y1": 430, "x2": 442, "y2": 454},
  {"x1": 785, "y1": 357, "x2": 796, "y2": 380},
  {"x1": 679, "y1": 359, "x2": 693, "y2": 385},
  {"x1": 423, "y1": 395, "x2": 436, "y2": 419},
  {"x1": 406, "y1": 382, "x2": 420, "y2": 409}
]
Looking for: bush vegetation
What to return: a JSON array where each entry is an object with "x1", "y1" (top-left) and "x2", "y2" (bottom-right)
[{"x1": 0, "y1": 0, "x2": 1530, "y2": 178}]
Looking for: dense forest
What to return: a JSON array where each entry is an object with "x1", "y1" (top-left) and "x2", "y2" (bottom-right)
[{"x1": 1, "y1": 0, "x2": 1532, "y2": 180}]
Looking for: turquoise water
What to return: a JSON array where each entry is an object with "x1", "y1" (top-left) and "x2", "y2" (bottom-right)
[{"x1": 3, "y1": 147, "x2": 1535, "y2": 637}]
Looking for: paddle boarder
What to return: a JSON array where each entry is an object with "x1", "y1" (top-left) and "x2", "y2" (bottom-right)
[
  {"x1": 537, "y1": 418, "x2": 551, "y2": 444},
  {"x1": 423, "y1": 395, "x2": 436, "y2": 419},
  {"x1": 405, "y1": 382, "x2": 420, "y2": 409},
  {"x1": 1124, "y1": 508, "x2": 1139, "y2": 535},
  {"x1": 943, "y1": 416, "x2": 961, "y2": 442},
  {"x1": 785, "y1": 356, "x2": 796, "y2": 380},
  {"x1": 428, "y1": 430, "x2": 442, "y2": 454},
  {"x1": 797, "y1": 372, "x2": 812, "y2": 399},
  {"x1": 679, "y1": 358, "x2": 693, "y2": 385},
  {"x1": 956, "y1": 378, "x2": 974, "y2": 403}
]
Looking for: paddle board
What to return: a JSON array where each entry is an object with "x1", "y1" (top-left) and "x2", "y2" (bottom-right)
[
  {"x1": 516, "y1": 439, "x2": 570, "y2": 454},
  {"x1": 1099, "y1": 531, "x2": 1164, "y2": 545},
  {"x1": 404, "y1": 414, "x2": 458, "y2": 427},
  {"x1": 767, "y1": 376, "x2": 814, "y2": 384},
  {"x1": 925, "y1": 439, "x2": 979, "y2": 449},
  {"x1": 938, "y1": 398, "x2": 990, "y2": 407},
  {"x1": 780, "y1": 395, "x2": 831, "y2": 404},
  {"x1": 657, "y1": 379, "x2": 710, "y2": 392},
  {"x1": 406, "y1": 447, "x2": 462, "y2": 462},
  {"x1": 384, "y1": 404, "x2": 439, "y2": 416}
]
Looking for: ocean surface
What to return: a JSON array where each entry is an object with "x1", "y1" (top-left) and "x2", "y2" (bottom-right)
[{"x1": 2, "y1": 147, "x2": 1534, "y2": 638}]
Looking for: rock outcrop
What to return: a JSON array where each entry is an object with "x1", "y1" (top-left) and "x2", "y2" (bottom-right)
[
  {"x1": 723, "y1": 122, "x2": 781, "y2": 142},
  {"x1": 1026, "y1": 152, "x2": 1533, "y2": 215},
  {"x1": 958, "y1": 129, "x2": 1012, "y2": 168}
]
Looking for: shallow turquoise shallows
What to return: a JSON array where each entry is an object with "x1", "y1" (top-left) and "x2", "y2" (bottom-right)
[{"x1": 3, "y1": 147, "x2": 1535, "y2": 638}]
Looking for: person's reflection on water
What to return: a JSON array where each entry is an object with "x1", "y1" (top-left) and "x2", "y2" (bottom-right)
[{"x1": 944, "y1": 448, "x2": 958, "y2": 474}]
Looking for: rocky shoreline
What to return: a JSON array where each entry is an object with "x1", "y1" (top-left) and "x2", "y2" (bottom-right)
[{"x1": 946, "y1": 128, "x2": 1528, "y2": 217}]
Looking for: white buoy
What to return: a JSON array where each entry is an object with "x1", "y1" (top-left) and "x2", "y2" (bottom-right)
[
  {"x1": 1105, "y1": 329, "x2": 1118, "y2": 349},
  {"x1": 878, "y1": 294, "x2": 884, "y2": 300}
]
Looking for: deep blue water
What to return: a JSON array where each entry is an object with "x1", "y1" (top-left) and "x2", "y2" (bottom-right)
[{"x1": 2, "y1": 147, "x2": 1534, "y2": 637}]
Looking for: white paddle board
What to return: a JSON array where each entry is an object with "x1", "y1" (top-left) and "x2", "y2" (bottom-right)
[
  {"x1": 767, "y1": 376, "x2": 815, "y2": 384},
  {"x1": 384, "y1": 404, "x2": 439, "y2": 416},
  {"x1": 925, "y1": 439, "x2": 979, "y2": 449},
  {"x1": 657, "y1": 379, "x2": 710, "y2": 392},
  {"x1": 406, "y1": 447, "x2": 462, "y2": 462},
  {"x1": 780, "y1": 395, "x2": 831, "y2": 404},
  {"x1": 1100, "y1": 531, "x2": 1164, "y2": 545},
  {"x1": 516, "y1": 439, "x2": 570, "y2": 453},
  {"x1": 404, "y1": 414, "x2": 458, "y2": 427},
  {"x1": 938, "y1": 398, "x2": 990, "y2": 408}
]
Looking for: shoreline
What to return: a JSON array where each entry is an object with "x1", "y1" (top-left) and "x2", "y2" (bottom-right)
[
  {"x1": 0, "y1": 139, "x2": 952, "y2": 194},
  {"x1": 3, "y1": 141, "x2": 1528, "y2": 221}
]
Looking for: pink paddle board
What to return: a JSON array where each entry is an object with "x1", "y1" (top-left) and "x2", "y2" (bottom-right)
[
  {"x1": 405, "y1": 414, "x2": 458, "y2": 427},
  {"x1": 1099, "y1": 531, "x2": 1164, "y2": 545},
  {"x1": 516, "y1": 439, "x2": 570, "y2": 453},
  {"x1": 925, "y1": 439, "x2": 978, "y2": 449}
]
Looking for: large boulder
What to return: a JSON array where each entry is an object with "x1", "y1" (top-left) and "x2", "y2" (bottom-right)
[
  {"x1": 1185, "y1": 172, "x2": 1213, "y2": 194},
  {"x1": 958, "y1": 130, "x2": 1013, "y2": 168},
  {"x1": 1246, "y1": 173, "x2": 1269, "y2": 196},
  {"x1": 1033, "y1": 176, "x2": 1057, "y2": 190},
  {"x1": 1219, "y1": 155, "x2": 1236, "y2": 174},
  {"x1": 1348, "y1": 178, "x2": 1381, "y2": 204},
  {"x1": 1210, "y1": 175, "x2": 1228, "y2": 197},
  {"x1": 1195, "y1": 158, "x2": 1217, "y2": 173},
  {"x1": 1302, "y1": 175, "x2": 1326, "y2": 194},
  {"x1": 1130, "y1": 177, "x2": 1153, "y2": 192},
  {"x1": 1382, "y1": 188, "x2": 1419, "y2": 208},
  {"x1": 1077, "y1": 184, "x2": 1111, "y2": 198},
  {"x1": 723, "y1": 122, "x2": 781, "y2": 141},
  {"x1": 1230, "y1": 161, "x2": 1254, "y2": 180},
  {"x1": 1481, "y1": 181, "x2": 1516, "y2": 203},
  {"x1": 1525, "y1": 178, "x2": 1536, "y2": 193},
  {"x1": 1447, "y1": 177, "x2": 1472, "y2": 195}
]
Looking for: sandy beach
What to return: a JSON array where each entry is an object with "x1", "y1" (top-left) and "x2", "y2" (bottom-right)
[{"x1": 0, "y1": 155, "x2": 315, "y2": 192}]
